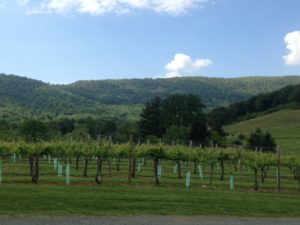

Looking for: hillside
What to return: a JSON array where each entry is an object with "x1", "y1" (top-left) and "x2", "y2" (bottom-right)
[
  {"x1": 210, "y1": 83, "x2": 300, "y2": 126},
  {"x1": 1, "y1": 73, "x2": 300, "y2": 122},
  {"x1": 0, "y1": 74, "x2": 142, "y2": 122},
  {"x1": 0, "y1": 74, "x2": 94, "y2": 112},
  {"x1": 225, "y1": 110, "x2": 300, "y2": 154}
]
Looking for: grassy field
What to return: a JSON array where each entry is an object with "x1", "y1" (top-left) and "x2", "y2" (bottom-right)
[
  {"x1": 0, "y1": 156, "x2": 299, "y2": 217},
  {"x1": 225, "y1": 109, "x2": 300, "y2": 155},
  {"x1": 0, "y1": 183, "x2": 299, "y2": 217}
]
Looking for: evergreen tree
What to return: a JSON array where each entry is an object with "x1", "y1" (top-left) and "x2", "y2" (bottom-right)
[
  {"x1": 138, "y1": 97, "x2": 164, "y2": 138},
  {"x1": 247, "y1": 128, "x2": 276, "y2": 152},
  {"x1": 138, "y1": 94, "x2": 209, "y2": 143}
]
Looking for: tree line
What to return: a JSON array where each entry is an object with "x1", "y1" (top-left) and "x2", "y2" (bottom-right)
[{"x1": 0, "y1": 93, "x2": 278, "y2": 152}]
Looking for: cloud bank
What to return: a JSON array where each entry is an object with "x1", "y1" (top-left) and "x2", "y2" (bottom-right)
[
  {"x1": 283, "y1": 31, "x2": 300, "y2": 65},
  {"x1": 165, "y1": 53, "x2": 213, "y2": 78},
  {"x1": 20, "y1": 0, "x2": 209, "y2": 16}
]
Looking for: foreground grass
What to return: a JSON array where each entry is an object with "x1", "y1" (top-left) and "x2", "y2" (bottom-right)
[
  {"x1": 1, "y1": 155, "x2": 299, "y2": 217},
  {"x1": 0, "y1": 183, "x2": 299, "y2": 217},
  {"x1": 225, "y1": 109, "x2": 300, "y2": 154}
]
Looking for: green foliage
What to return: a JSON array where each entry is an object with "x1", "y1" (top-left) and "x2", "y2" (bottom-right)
[
  {"x1": 244, "y1": 151, "x2": 276, "y2": 170},
  {"x1": 20, "y1": 120, "x2": 47, "y2": 143},
  {"x1": 0, "y1": 141, "x2": 287, "y2": 170},
  {"x1": 161, "y1": 94, "x2": 205, "y2": 128},
  {"x1": 247, "y1": 128, "x2": 277, "y2": 152},
  {"x1": 143, "y1": 145, "x2": 165, "y2": 159},
  {"x1": 166, "y1": 145, "x2": 190, "y2": 162},
  {"x1": 145, "y1": 135, "x2": 160, "y2": 144},
  {"x1": 1, "y1": 140, "x2": 299, "y2": 191},
  {"x1": 210, "y1": 130, "x2": 227, "y2": 147},
  {"x1": 139, "y1": 94, "x2": 208, "y2": 143},
  {"x1": 56, "y1": 118, "x2": 75, "y2": 135},
  {"x1": 163, "y1": 125, "x2": 191, "y2": 145},
  {"x1": 138, "y1": 97, "x2": 164, "y2": 138}
]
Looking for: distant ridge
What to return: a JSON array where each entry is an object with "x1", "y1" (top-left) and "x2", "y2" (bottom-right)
[{"x1": 1, "y1": 73, "x2": 300, "y2": 122}]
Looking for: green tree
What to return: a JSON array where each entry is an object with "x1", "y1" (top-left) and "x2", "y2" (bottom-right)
[
  {"x1": 138, "y1": 94, "x2": 209, "y2": 143},
  {"x1": 161, "y1": 94, "x2": 204, "y2": 127},
  {"x1": 20, "y1": 120, "x2": 47, "y2": 143},
  {"x1": 162, "y1": 94, "x2": 208, "y2": 143},
  {"x1": 163, "y1": 125, "x2": 191, "y2": 145},
  {"x1": 57, "y1": 118, "x2": 75, "y2": 135},
  {"x1": 247, "y1": 128, "x2": 276, "y2": 152},
  {"x1": 138, "y1": 97, "x2": 164, "y2": 138}
]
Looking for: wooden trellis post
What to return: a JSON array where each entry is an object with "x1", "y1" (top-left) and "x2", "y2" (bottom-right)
[
  {"x1": 0, "y1": 159, "x2": 2, "y2": 184},
  {"x1": 109, "y1": 136, "x2": 112, "y2": 178},
  {"x1": 128, "y1": 135, "x2": 133, "y2": 184},
  {"x1": 277, "y1": 146, "x2": 281, "y2": 192}
]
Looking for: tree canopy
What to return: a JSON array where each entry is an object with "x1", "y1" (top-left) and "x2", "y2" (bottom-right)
[
  {"x1": 247, "y1": 128, "x2": 277, "y2": 152},
  {"x1": 20, "y1": 120, "x2": 48, "y2": 143},
  {"x1": 138, "y1": 94, "x2": 209, "y2": 144}
]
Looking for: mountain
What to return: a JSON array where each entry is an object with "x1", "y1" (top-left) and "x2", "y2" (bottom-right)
[
  {"x1": 1, "y1": 73, "x2": 300, "y2": 122},
  {"x1": 64, "y1": 76, "x2": 300, "y2": 107}
]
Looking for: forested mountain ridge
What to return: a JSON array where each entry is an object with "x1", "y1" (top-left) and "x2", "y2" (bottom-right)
[
  {"x1": 0, "y1": 74, "x2": 99, "y2": 114},
  {"x1": 65, "y1": 76, "x2": 300, "y2": 107},
  {"x1": 1, "y1": 73, "x2": 300, "y2": 122}
]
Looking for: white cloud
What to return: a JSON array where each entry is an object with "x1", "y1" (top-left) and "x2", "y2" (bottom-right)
[
  {"x1": 19, "y1": 0, "x2": 209, "y2": 15},
  {"x1": 155, "y1": 0, "x2": 208, "y2": 15},
  {"x1": 283, "y1": 31, "x2": 300, "y2": 65},
  {"x1": 165, "y1": 53, "x2": 213, "y2": 78}
]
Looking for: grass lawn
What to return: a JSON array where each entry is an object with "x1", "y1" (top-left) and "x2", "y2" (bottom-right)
[
  {"x1": 0, "y1": 183, "x2": 299, "y2": 217},
  {"x1": 0, "y1": 156, "x2": 299, "y2": 217}
]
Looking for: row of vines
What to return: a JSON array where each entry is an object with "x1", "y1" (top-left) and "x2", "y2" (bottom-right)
[{"x1": 0, "y1": 140, "x2": 299, "y2": 191}]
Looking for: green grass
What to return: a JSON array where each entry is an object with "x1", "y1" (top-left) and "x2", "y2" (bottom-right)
[
  {"x1": 0, "y1": 183, "x2": 299, "y2": 217},
  {"x1": 0, "y1": 157, "x2": 299, "y2": 217},
  {"x1": 225, "y1": 109, "x2": 300, "y2": 155}
]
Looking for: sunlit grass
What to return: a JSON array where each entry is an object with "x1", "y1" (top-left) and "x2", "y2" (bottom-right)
[
  {"x1": 225, "y1": 109, "x2": 300, "y2": 155},
  {"x1": 0, "y1": 157, "x2": 299, "y2": 217}
]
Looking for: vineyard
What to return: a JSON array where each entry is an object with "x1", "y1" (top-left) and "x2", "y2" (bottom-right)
[{"x1": 0, "y1": 140, "x2": 299, "y2": 192}]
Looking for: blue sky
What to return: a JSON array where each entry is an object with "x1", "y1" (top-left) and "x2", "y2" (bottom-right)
[{"x1": 0, "y1": 0, "x2": 300, "y2": 84}]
